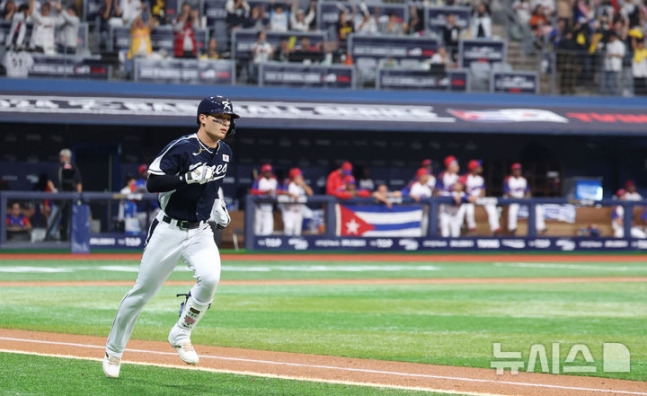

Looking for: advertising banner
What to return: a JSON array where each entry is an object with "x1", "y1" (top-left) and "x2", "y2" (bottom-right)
[
  {"x1": 348, "y1": 34, "x2": 439, "y2": 60},
  {"x1": 134, "y1": 58, "x2": 234, "y2": 84},
  {"x1": 377, "y1": 68, "x2": 468, "y2": 91},
  {"x1": 491, "y1": 71, "x2": 539, "y2": 94},
  {"x1": 259, "y1": 63, "x2": 353, "y2": 88},
  {"x1": 459, "y1": 38, "x2": 506, "y2": 67}
]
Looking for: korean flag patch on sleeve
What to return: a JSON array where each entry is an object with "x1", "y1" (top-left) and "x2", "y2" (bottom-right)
[{"x1": 223, "y1": 154, "x2": 230, "y2": 162}]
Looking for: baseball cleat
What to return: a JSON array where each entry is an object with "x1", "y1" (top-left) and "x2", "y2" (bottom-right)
[
  {"x1": 171, "y1": 341, "x2": 199, "y2": 365},
  {"x1": 103, "y1": 353, "x2": 121, "y2": 378}
]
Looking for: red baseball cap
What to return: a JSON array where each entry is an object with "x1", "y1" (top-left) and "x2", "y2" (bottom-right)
[
  {"x1": 468, "y1": 159, "x2": 482, "y2": 171},
  {"x1": 421, "y1": 159, "x2": 432, "y2": 167},
  {"x1": 261, "y1": 164, "x2": 272, "y2": 173},
  {"x1": 416, "y1": 167, "x2": 429, "y2": 178},
  {"x1": 341, "y1": 161, "x2": 353, "y2": 172},
  {"x1": 617, "y1": 188, "x2": 626, "y2": 197},
  {"x1": 625, "y1": 180, "x2": 635, "y2": 188},
  {"x1": 511, "y1": 163, "x2": 522, "y2": 171},
  {"x1": 444, "y1": 155, "x2": 457, "y2": 168},
  {"x1": 138, "y1": 164, "x2": 148, "y2": 175},
  {"x1": 289, "y1": 167, "x2": 302, "y2": 179}
]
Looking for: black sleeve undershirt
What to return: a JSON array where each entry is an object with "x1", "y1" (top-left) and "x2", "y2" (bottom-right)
[{"x1": 146, "y1": 174, "x2": 186, "y2": 192}]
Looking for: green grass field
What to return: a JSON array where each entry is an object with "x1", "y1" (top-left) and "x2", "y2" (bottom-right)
[{"x1": 0, "y1": 255, "x2": 646, "y2": 395}]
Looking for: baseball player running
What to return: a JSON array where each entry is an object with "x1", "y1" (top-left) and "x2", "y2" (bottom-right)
[
  {"x1": 103, "y1": 96, "x2": 238, "y2": 378},
  {"x1": 250, "y1": 164, "x2": 278, "y2": 235},
  {"x1": 503, "y1": 163, "x2": 546, "y2": 235},
  {"x1": 462, "y1": 160, "x2": 501, "y2": 235}
]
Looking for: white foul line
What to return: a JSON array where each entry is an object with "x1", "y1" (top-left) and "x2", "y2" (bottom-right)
[{"x1": 0, "y1": 337, "x2": 645, "y2": 396}]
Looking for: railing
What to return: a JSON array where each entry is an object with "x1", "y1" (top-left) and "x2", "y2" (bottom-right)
[
  {"x1": 2, "y1": 191, "x2": 645, "y2": 252},
  {"x1": 244, "y1": 194, "x2": 647, "y2": 251}
]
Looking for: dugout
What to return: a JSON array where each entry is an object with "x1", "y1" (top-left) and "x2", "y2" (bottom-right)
[{"x1": 1, "y1": 79, "x2": 647, "y2": 249}]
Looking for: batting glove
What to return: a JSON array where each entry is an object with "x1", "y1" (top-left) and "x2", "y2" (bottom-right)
[
  {"x1": 185, "y1": 164, "x2": 215, "y2": 185},
  {"x1": 212, "y1": 199, "x2": 231, "y2": 229}
]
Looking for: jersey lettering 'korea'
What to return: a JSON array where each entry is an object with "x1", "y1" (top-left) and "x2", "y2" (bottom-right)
[
  {"x1": 503, "y1": 176, "x2": 529, "y2": 198},
  {"x1": 149, "y1": 133, "x2": 232, "y2": 222},
  {"x1": 436, "y1": 171, "x2": 459, "y2": 195},
  {"x1": 464, "y1": 174, "x2": 486, "y2": 197}
]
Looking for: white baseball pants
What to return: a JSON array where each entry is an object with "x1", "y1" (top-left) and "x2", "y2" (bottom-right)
[
  {"x1": 254, "y1": 207, "x2": 274, "y2": 235},
  {"x1": 282, "y1": 209, "x2": 303, "y2": 236},
  {"x1": 464, "y1": 203, "x2": 500, "y2": 232},
  {"x1": 106, "y1": 213, "x2": 221, "y2": 358},
  {"x1": 508, "y1": 204, "x2": 546, "y2": 232}
]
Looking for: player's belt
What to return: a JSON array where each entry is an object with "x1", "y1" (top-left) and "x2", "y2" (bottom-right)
[{"x1": 162, "y1": 215, "x2": 201, "y2": 230}]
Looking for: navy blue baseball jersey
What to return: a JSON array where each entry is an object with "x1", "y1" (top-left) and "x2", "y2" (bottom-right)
[{"x1": 148, "y1": 133, "x2": 232, "y2": 222}]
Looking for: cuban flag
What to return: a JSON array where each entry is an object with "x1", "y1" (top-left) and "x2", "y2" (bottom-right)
[{"x1": 336, "y1": 205, "x2": 424, "y2": 237}]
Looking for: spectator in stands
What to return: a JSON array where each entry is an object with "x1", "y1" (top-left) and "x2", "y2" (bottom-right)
[
  {"x1": 632, "y1": 34, "x2": 647, "y2": 95},
  {"x1": 336, "y1": 8, "x2": 354, "y2": 54},
  {"x1": 462, "y1": 159, "x2": 501, "y2": 235},
  {"x1": 173, "y1": 2, "x2": 200, "y2": 58},
  {"x1": 249, "y1": 30, "x2": 273, "y2": 82},
  {"x1": 290, "y1": 0, "x2": 315, "y2": 32},
  {"x1": 280, "y1": 167, "x2": 313, "y2": 236},
  {"x1": 245, "y1": 4, "x2": 269, "y2": 30},
  {"x1": 601, "y1": 31, "x2": 626, "y2": 96},
  {"x1": 250, "y1": 163, "x2": 277, "y2": 235},
  {"x1": 226, "y1": 0, "x2": 250, "y2": 31},
  {"x1": 150, "y1": 0, "x2": 166, "y2": 24},
  {"x1": 503, "y1": 163, "x2": 546, "y2": 235},
  {"x1": 269, "y1": 2, "x2": 288, "y2": 32},
  {"x1": 56, "y1": 4, "x2": 79, "y2": 55},
  {"x1": 126, "y1": 7, "x2": 156, "y2": 61},
  {"x1": 381, "y1": 12, "x2": 403, "y2": 35},
  {"x1": 529, "y1": 5, "x2": 551, "y2": 47},
  {"x1": 354, "y1": 5, "x2": 378, "y2": 35},
  {"x1": 409, "y1": 168, "x2": 433, "y2": 202},
  {"x1": 2, "y1": 0, "x2": 16, "y2": 21},
  {"x1": 555, "y1": 27, "x2": 578, "y2": 94},
  {"x1": 200, "y1": 37, "x2": 219, "y2": 59},
  {"x1": 120, "y1": 0, "x2": 142, "y2": 26},
  {"x1": 274, "y1": 39, "x2": 292, "y2": 62},
  {"x1": 6, "y1": 201, "x2": 32, "y2": 241},
  {"x1": 98, "y1": 0, "x2": 123, "y2": 50},
  {"x1": 512, "y1": 0, "x2": 532, "y2": 26},
  {"x1": 442, "y1": 13, "x2": 461, "y2": 61},
  {"x1": 470, "y1": 3, "x2": 492, "y2": 38},
  {"x1": 427, "y1": 46, "x2": 454, "y2": 70},
  {"x1": 4, "y1": 1, "x2": 31, "y2": 51},
  {"x1": 404, "y1": 4, "x2": 424, "y2": 36},
  {"x1": 29, "y1": 0, "x2": 59, "y2": 55},
  {"x1": 612, "y1": 189, "x2": 646, "y2": 238}
]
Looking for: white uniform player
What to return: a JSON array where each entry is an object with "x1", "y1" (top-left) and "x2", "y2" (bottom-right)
[
  {"x1": 2, "y1": 50, "x2": 34, "y2": 77},
  {"x1": 436, "y1": 156, "x2": 466, "y2": 237},
  {"x1": 462, "y1": 160, "x2": 501, "y2": 234},
  {"x1": 420, "y1": 159, "x2": 437, "y2": 191},
  {"x1": 409, "y1": 168, "x2": 433, "y2": 201},
  {"x1": 103, "y1": 96, "x2": 238, "y2": 378},
  {"x1": 503, "y1": 163, "x2": 546, "y2": 234},
  {"x1": 612, "y1": 189, "x2": 646, "y2": 238},
  {"x1": 624, "y1": 181, "x2": 642, "y2": 201},
  {"x1": 280, "y1": 167, "x2": 313, "y2": 236},
  {"x1": 251, "y1": 164, "x2": 277, "y2": 235}
]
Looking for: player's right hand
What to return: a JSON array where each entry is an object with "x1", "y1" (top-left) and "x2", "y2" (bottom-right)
[{"x1": 185, "y1": 164, "x2": 215, "y2": 184}]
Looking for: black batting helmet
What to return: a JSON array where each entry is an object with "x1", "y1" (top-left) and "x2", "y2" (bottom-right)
[{"x1": 197, "y1": 96, "x2": 240, "y2": 137}]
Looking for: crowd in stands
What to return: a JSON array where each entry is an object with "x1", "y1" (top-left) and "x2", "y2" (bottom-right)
[
  {"x1": 246, "y1": 158, "x2": 647, "y2": 238},
  {"x1": 1, "y1": 0, "x2": 498, "y2": 81},
  {"x1": 515, "y1": 0, "x2": 647, "y2": 95}
]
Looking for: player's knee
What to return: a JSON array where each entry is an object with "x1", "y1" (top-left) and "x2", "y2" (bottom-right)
[{"x1": 198, "y1": 270, "x2": 220, "y2": 292}]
